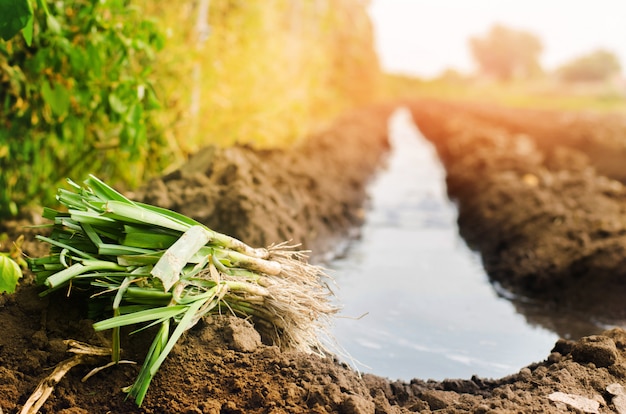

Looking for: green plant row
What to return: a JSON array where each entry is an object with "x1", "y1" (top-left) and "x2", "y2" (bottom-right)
[
  {"x1": 1, "y1": 0, "x2": 381, "y2": 218},
  {"x1": 0, "y1": 0, "x2": 167, "y2": 217}
]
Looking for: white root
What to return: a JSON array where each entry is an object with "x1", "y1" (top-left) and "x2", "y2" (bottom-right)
[
  {"x1": 82, "y1": 360, "x2": 136, "y2": 382},
  {"x1": 20, "y1": 341, "x2": 119, "y2": 414},
  {"x1": 20, "y1": 355, "x2": 87, "y2": 414},
  {"x1": 256, "y1": 242, "x2": 339, "y2": 355}
]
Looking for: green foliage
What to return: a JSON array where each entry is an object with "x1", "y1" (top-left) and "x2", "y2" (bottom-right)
[
  {"x1": 469, "y1": 24, "x2": 543, "y2": 81},
  {"x1": 557, "y1": 49, "x2": 622, "y2": 83},
  {"x1": 0, "y1": 235, "x2": 25, "y2": 293},
  {"x1": 0, "y1": 0, "x2": 33, "y2": 43},
  {"x1": 1, "y1": 0, "x2": 380, "y2": 218},
  {"x1": 0, "y1": 0, "x2": 167, "y2": 217},
  {"x1": 0, "y1": 255, "x2": 23, "y2": 293}
]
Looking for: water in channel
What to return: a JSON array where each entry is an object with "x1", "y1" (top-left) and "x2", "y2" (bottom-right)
[{"x1": 329, "y1": 107, "x2": 558, "y2": 381}]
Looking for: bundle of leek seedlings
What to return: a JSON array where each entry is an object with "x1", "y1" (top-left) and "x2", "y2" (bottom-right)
[{"x1": 29, "y1": 175, "x2": 337, "y2": 406}]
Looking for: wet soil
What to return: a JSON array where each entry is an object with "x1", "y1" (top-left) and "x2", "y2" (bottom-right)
[
  {"x1": 409, "y1": 99, "x2": 626, "y2": 337},
  {"x1": 3, "y1": 101, "x2": 626, "y2": 413}
]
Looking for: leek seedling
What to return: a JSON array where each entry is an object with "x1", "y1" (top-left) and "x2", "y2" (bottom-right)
[{"x1": 30, "y1": 175, "x2": 337, "y2": 406}]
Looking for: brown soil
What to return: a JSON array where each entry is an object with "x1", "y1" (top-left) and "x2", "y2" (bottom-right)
[
  {"x1": 3, "y1": 101, "x2": 626, "y2": 413},
  {"x1": 409, "y1": 99, "x2": 626, "y2": 338}
]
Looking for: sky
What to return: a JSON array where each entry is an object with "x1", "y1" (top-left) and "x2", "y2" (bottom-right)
[{"x1": 368, "y1": 0, "x2": 626, "y2": 78}]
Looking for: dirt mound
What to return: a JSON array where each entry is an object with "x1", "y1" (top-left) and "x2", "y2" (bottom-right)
[
  {"x1": 4, "y1": 102, "x2": 626, "y2": 413},
  {"x1": 132, "y1": 107, "x2": 392, "y2": 258},
  {"x1": 1, "y1": 106, "x2": 395, "y2": 413},
  {"x1": 410, "y1": 100, "x2": 626, "y2": 336},
  {"x1": 135, "y1": 315, "x2": 377, "y2": 414}
]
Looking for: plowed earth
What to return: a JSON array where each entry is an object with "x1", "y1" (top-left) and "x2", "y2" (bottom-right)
[{"x1": 2, "y1": 101, "x2": 626, "y2": 413}]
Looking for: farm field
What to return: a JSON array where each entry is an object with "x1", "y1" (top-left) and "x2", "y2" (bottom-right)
[{"x1": 3, "y1": 101, "x2": 626, "y2": 413}]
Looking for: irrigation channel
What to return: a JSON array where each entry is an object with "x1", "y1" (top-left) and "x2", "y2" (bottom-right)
[{"x1": 329, "y1": 107, "x2": 558, "y2": 381}]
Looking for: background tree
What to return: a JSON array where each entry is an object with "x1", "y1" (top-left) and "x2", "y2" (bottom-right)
[
  {"x1": 557, "y1": 49, "x2": 622, "y2": 82},
  {"x1": 469, "y1": 24, "x2": 543, "y2": 81}
]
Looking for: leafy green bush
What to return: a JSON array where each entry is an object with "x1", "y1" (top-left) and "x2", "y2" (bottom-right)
[
  {"x1": 0, "y1": 0, "x2": 167, "y2": 217},
  {"x1": 1, "y1": 0, "x2": 381, "y2": 218}
]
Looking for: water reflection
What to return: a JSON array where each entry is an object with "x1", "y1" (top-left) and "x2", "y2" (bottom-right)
[
  {"x1": 494, "y1": 281, "x2": 611, "y2": 341},
  {"x1": 330, "y1": 108, "x2": 558, "y2": 381}
]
